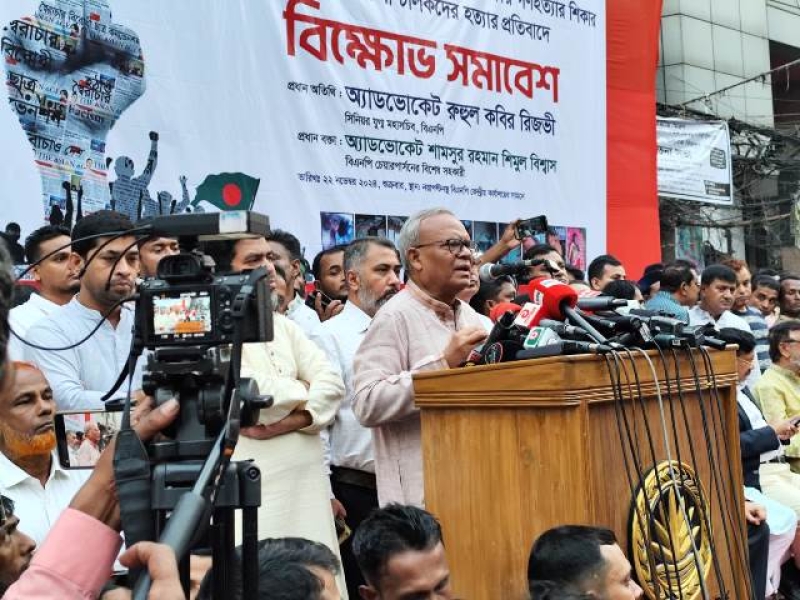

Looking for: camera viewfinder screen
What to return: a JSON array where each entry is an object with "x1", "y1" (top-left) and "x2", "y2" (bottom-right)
[{"x1": 152, "y1": 291, "x2": 213, "y2": 340}]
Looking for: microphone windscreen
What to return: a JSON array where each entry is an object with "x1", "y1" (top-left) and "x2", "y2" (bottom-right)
[
  {"x1": 478, "y1": 340, "x2": 524, "y2": 365},
  {"x1": 528, "y1": 277, "x2": 578, "y2": 321},
  {"x1": 514, "y1": 302, "x2": 547, "y2": 330},
  {"x1": 489, "y1": 302, "x2": 522, "y2": 323}
]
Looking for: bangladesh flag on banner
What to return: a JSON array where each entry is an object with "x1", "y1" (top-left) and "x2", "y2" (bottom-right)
[{"x1": 192, "y1": 173, "x2": 260, "y2": 211}]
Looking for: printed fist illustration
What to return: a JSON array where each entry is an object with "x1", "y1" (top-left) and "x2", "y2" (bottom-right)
[{"x1": 3, "y1": 0, "x2": 146, "y2": 222}]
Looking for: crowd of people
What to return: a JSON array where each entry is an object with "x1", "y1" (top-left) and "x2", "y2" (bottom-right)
[{"x1": 0, "y1": 208, "x2": 799, "y2": 598}]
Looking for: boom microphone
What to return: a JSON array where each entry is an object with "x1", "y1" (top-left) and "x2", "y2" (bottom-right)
[
  {"x1": 479, "y1": 260, "x2": 543, "y2": 282},
  {"x1": 576, "y1": 297, "x2": 629, "y2": 310}
]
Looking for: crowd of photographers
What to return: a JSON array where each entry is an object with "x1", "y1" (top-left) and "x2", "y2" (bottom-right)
[{"x1": 1, "y1": 208, "x2": 800, "y2": 598}]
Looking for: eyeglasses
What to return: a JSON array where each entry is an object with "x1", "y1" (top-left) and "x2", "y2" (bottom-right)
[{"x1": 414, "y1": 239, "x2": 477, "y2": 255}]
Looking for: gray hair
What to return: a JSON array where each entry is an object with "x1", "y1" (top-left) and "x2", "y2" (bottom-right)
[
  {"x1": 344, "y1": 237, "x2": 399, "y2": 274},
  {"x1": 397, "y1": 208, "x2": 455, "y2": 270}
]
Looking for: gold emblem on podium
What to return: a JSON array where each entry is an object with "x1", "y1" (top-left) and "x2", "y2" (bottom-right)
[{"x1": 629, "y1": 461, "x2": 712, "y2": 600}]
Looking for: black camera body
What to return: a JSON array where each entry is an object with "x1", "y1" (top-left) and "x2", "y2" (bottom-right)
[{"x1": 137, "y1": 270, "x2": 272, "y2": 349}]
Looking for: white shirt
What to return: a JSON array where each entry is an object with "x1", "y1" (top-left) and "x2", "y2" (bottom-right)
[
  {"x1": 738, "y1": 385, "x2": 782, "y2": 463},
  {"x1": 688, "y1": 305, "x2": 751, "y2": 332},
  {"x1": 8, "y1": 293, "x2": 61, "y2": 360},
  {"x1": 24, "y1": 296, "x2": 141, "y2": 411},
  {"x1": 688, "y1": 305, "x2": 760, "y2": 389},
  {"x1": 320, "y1": 301, "x2": 375, "y2": 473},
  {"x1": 286, "y1": 294, "x2": 323, "y2": 340},
  {"x1": 477, "y1": 313, "x2": 493, "y2": 333},
  {"x1": 0, "y1": 450, "x2": 90, "y2": 545}
]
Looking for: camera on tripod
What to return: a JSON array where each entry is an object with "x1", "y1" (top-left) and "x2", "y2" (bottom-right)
[
  {"x1": 131, "y1": 212, "x2": 274, "y2": 451},
  {"x1": 114, "y1": 212, "x2": 276, "y2": 599},
  {"x1": 137, "y1": 254, "x2": 272, "y2": 348}
]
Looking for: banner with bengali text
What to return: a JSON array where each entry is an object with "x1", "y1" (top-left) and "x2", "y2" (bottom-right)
[{"x1": 0, "y1": 0, "x2": 606, "y2": 265}]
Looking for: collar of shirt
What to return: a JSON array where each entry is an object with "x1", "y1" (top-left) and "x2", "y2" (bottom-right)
[
  {"x1": 0, "y1": 450, "x2": 67, "y2": 489},
  {"x1": 335, "y1": 301, "x2": 371, "y2": 333},
  {"x1": 406, "y1": 280, "x2": 463, "y2": 324},
  {"x1": 287, "y1": 294, "x2": 317, "y2": 319},
  {"x1": 71, "y1": 295, "x2": 133, "y2": 322},
  {"x1": 770, "y1": 363, "x2": 800, "y2": 384},
  {"x1": 22, "y1": 293, "x2": 60, "y2": 315}
]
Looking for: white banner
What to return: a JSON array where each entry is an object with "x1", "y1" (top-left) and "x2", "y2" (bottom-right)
[
  {"x1": 657, "y1": 117, "x2": 733, "y2": 205},
  {"x1": 0, "y1": 0, "x2": 606, "y2": 268}
]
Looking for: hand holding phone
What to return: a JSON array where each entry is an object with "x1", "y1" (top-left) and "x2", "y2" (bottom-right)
[{"x1": 514, "y1": 216, "x2": 549, "y2": 241}]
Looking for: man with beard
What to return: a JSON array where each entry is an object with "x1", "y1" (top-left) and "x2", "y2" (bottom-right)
[
  {"x1": 25, "y1": 211, "x2": 140, "y2": 410},
  {"x1": 8, "y1": 225, "x2": 81, "y2": 360},
  {"x1": 0, "y1": 362, "x2": 89, "y2": 545},
  {"x1": 310, "y1": 244, "x2": 349, "y2": 308},
  {"x1": 320, "y1": 237, "x2": 402, "y2": 598},
  {"x1": 352, "y1": 209, "x2": 487, "y2": 507},
  {"x1": 202, "y1": 236, "x2": 347, "y2": 596}
]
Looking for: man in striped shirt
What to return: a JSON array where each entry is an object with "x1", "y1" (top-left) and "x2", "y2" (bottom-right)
[{"x1": 724, "y1": 259, "x2": 771, "y2": 373}]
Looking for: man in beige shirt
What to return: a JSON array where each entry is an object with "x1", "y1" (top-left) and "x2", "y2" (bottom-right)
[
  {"x1": 352, "y1": 208, "x2": 488, "y2": 507},
  {"x1": 755, "y1": 320, "x2": 800, "y2": 472}
]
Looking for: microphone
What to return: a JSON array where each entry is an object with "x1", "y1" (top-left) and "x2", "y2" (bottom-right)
[
  {"x1": 526, "y1": 278, "x2": 609, "y2": 344},
  {"x1": 489, "y1": 302, "x2": 522, "y2": 323},
  {"x1": 473, "y1": 340, "x2": 525, "y2": 365},
  {"x1": 538, "y1": 319, "x2": 593, "y2": 340},
  {"x1": 479, "y1": 260, "x2": 543, "y2": 282},
  {"x1": 516, "y1": 339, "x2": 613, "y2": 360},
  {"x1": 523, "y1": 326, "x2": 562, "y2": 349},
  {"x1": 576, "y1": 297, "x2": 629, "y2": 310},
  {"x1": 514, "y1": 302, "x2": 548, "y2": 329},
  {"x1": 463, "y1": 305, "x2": 527, "y2": 366}
]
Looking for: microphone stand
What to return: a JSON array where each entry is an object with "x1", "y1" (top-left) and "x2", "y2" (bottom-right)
[{"x1": 562, "y1": 305, "x2": 610, "y2": 345}]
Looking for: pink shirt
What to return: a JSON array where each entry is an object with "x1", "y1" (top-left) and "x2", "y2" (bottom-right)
[
  {"x1": 5, "y1": 508, "x2": 122, "y2": 599},
  {"x1": 352, "y1": 280, "x2": 484, "y2": 506}
]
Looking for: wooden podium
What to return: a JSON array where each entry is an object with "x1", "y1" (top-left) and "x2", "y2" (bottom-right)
[{"x1": 413, "y1": 349, "x2": 750, "y2": 600}]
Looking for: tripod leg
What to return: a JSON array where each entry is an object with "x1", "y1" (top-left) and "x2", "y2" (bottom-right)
[
  {"x1": 211, "y1": 509, "x2": 234, "y2": 600},
  {"x1": 242, "y1": 507, "x2": 259, "y2": 598}
]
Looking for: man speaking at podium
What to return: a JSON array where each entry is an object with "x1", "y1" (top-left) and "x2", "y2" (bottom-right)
[{"x1": 352, "y1": 209, "x2": 487, "y2": 507}]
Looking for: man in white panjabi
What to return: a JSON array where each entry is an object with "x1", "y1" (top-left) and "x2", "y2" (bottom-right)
[{"x1": 202, "y1": 236, "x2": 347, "y2": 597}]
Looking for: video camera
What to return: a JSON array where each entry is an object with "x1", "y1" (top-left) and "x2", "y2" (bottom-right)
[
  {"x1": 115, "y1": 211, "x2": 275, "y2": 599},
  {"x1": 135, "y1": 211, "x2": 273, "y2": 349}
]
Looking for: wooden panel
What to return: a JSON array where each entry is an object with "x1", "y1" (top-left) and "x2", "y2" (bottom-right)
[{"x1": 415, "y1": 349, "x2": 749, "y2": 600}]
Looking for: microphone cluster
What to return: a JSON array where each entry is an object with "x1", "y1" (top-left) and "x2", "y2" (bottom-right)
[{"x1": 464, "y1": 278, "x2": 728, "y2": 366}]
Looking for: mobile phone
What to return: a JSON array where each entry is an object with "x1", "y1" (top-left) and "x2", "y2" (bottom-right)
[
  {"x1": 514, "y1": 216, "x2": 549, "y2": 241},
  {"x1": 791, "y1": 415, "x2": 800, "y2": 428},
  {"x1": 55, "y1": 405, "x2": 123, "y2": 469},
  {"x1": 305, "y1": 289, "x2": 333, "y2": 311}
]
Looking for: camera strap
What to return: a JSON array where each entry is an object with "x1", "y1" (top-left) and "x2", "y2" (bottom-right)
[
  {"x1": 114, "y1": 427, "x2": 155, "y2": 546},
  {"x1": 113, "y1": 350, "x2": 154, "y2": 587}
]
